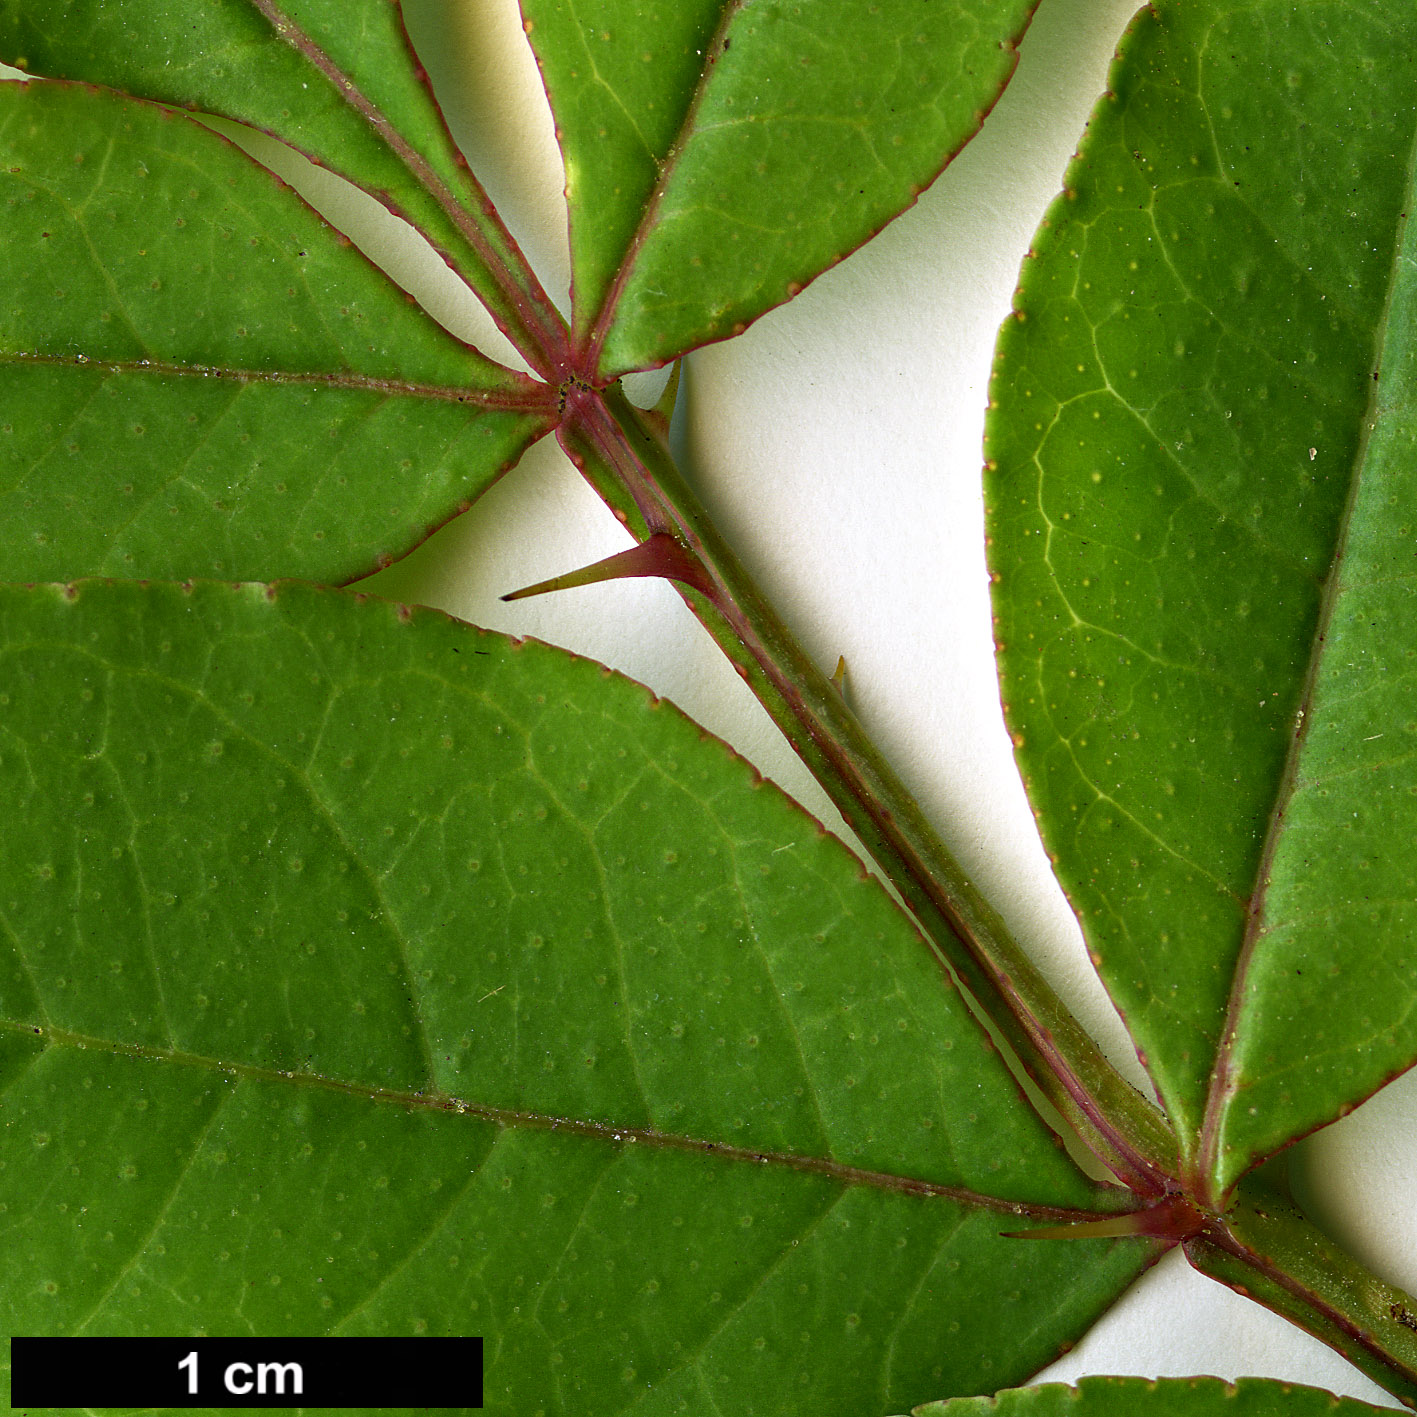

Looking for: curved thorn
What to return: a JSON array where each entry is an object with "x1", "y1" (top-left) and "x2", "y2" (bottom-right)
[{"x1": 501, "y1": 531, "x2": 717, "y2": 603}]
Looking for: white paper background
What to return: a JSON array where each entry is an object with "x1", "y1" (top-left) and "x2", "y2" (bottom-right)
[{"x1": 14, "y1": 0, "x2": 1413, "y2": 1403}]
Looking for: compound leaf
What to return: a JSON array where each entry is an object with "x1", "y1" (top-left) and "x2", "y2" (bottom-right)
[
  {"x1": 0, "y1": 582, "x2": 1154, "y2": 1415},
  {"x1": 520, "y1": 0, "x2": 1038, "y2": 374},
  {"x1": 984, "y1": 0, "x2": 1417, "y2": 1194},
  {"x1": 0, "y1": 79, "x2": 553, "y2": 583}
]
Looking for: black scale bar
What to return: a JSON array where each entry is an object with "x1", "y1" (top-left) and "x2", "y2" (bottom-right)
[{"x1": 10, "y1": 1337, "x2": 483, "y2": 1409}]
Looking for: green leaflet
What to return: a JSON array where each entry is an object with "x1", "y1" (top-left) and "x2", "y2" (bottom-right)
[
  {"x1": 0, "y1": 582, "x2": 1153, "y2": 1414},
  {"x1": 0, "y1": 0, "x2": 560, "y2": 356},
  {"x1": 1208, "y1": 160, "x2": 1417, "y2": 1191},
  {"x1": 520, "y1": 0, "x2": 1037, "y2": 374},
  {"x1": 984, "y1": 0, "x2": 1417, "y2": 1191},
  {"x1": 913, "y1": 1375, "x2": 1395, "y2": 1417},
  {"x1": 0, "y1": 80, "x2": 552, "y2": 582}
]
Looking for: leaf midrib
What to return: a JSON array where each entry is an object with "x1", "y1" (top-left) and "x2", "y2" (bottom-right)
[
  {"x1": 0, "y1": 1017, "x2": 1121, "y2": 1224},
  {"x1": 244, "y1": 0, "x2": 571, "y2": 378},
  {"x1": 1194, "y1": 111, "x2": 1417, "y2": 1198},
  {"x1": 581, "y1": 0, "x2": 745, "y2": 370},
  {"x1": 0, "y1": 351, "x2": 557, "y2": 413}
]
